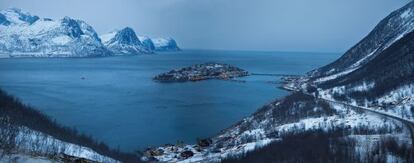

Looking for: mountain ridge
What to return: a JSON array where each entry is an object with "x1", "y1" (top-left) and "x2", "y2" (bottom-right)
[
  {"x1": 0, "y1": 8, "x2": 111, "y2": 57},
  {"x1": 309, "y1": 1, "x2": 414, "y2": 79},
  {"x1": 0, "y1": 8, "x2": 180, "y2": 58},
  {"x1": 100, "y1": 27, "x2": 152, "y2": 55}
]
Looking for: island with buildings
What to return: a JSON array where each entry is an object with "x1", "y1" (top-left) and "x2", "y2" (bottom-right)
[{"x1": 153, "y1": 63, "x2": 249, "y2": 82}]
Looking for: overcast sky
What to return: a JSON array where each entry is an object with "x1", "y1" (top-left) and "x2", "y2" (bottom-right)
[{"x1": 0, "y1": 0, "x2": 410, "y2": 52}]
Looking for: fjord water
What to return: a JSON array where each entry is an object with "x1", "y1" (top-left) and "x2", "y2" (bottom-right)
[{"x1": 0, "y1": 50, "x2": 338, "y2": 151}]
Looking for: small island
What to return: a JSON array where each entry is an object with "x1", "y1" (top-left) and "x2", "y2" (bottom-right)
[{"x1": 153, "y1": 63, "x2": 249, "y2": 82}]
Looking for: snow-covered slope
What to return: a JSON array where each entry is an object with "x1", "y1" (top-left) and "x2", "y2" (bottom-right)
[
  {"x1": 138, "y1": 36, "x2": 156, "y2": 51},
  {"x1": 289, "y1": 1, "x2": 414, "y2": 132},
  {"x1": 319, "y1": 84, "x2": 414, "y2": 122},
  {"x1": 0, "y1": 8, "x2": 111, "y2": 57},
  {"x1": 144, "y1": 93, "x2": 408, "y2": 162},
  {"x1": 309, "y1": 1, "x2": 414, "y2": 80},
  {"x1": 1, "y1": 126, "x2": 118, "y2": 163},
  {"x1": 0, "y1": 8, "x2": 38, "y2": 25},
  {"x1": 314, "y1": 27, "x2": 414, "y2": 122},
  {"x1": 151, "y1": 37, "x2": 180, "y2": 51},
  {"x1": 101, "y1": 27, "x2": 152, "y2": 55}
]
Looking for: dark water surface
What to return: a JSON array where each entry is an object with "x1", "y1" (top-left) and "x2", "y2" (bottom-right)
[{"x1": 0, "y1": 50, "x2": 339, "y2": 151}]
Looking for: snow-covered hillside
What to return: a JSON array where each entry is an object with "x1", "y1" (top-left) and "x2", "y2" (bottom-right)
[
  {"x1": 100, "y1": 27, "x2": 152, "y2": 55},
  {"x1": 0, "y1": 126, "x2": 118, "y2": 163},
  {"x1": 0, "y1": 8, "x2": 111, "y2": 57},
  {"x1": 303, "y1": 0, "x2": 414, "y2": 125},
  {"x1": 319, "y1": 83, "x2": 414, "y2": 122},
  {"x1": 313, "y1": 30, "x2": 414, "y2": 123},
  {"x1": 144, "y1": 93, "x2": 409, "y2": 162},
  {"x1": 151, "y1": 37, "x2": 180, "y2": 51},
  {"x1": 309, "y1": 1, "x2": 414, "y2": 79}
]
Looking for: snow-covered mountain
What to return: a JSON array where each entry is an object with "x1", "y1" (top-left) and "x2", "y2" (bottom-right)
[
  {"x1": 306, "y1": 2, "x2": 414, "y2": 122},
  {"x1": 0, "y1": 8, "x2": 182, "y2": 57},
  {"x1": 151, "y1": 37, "x2": 180, "y2": 51},
  {"x1": 100, "y1": 27, "x2": 181, "y2": 54},
  {"x1": 309, "y1": 1, "x2": 414, "y2": 80},
  {"x1": 0, "y1": 8, "x2": 111, "y2": 57},
  {"x1": 100, "y1": 27, "x2": 153, "y2": 55},
  {"x1": 314, "y1": 28, "x2": 414, "y2": 121},
  {"x1": 138, "y1": 36, "x2": 156, "y2": 51}
]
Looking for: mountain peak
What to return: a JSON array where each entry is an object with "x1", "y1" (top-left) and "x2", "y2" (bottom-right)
[
  {"x1": 114, "y1": 27, "x2": 141, "y2": 45},
  {"x1": 120, "y1": 27, "x2": 134, "y2": 33},
  {"x1": 100, "y1": 27, "x2": 142, "y2": 46},
  {"x1": 61, "y1": 16, "x2": 84, "y2": 38},
  {"x1": 0, "y1": 13, "x2": 10, "y2": 25},
  {"x1": 0, "y1": 8, "x2": 39, "y2": 25},
  {"x1": 151, "y1": 37, "x2": 180, "y2": 51},
  {"x1": 138, "y1": 36, "x2": 155, "y2": 51},
  {"x1": 100, "y1": 27, "x2": 153, "y2": 55}
]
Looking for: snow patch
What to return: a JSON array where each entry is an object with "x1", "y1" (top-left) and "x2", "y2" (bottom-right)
[
  {"x1": 401, "y1": 8, "x2": 413, "y2": 19},
  {"x1": 374, "y1": 84, "x2": 414, "y2": 120},
  {"x1": 51, "y1": 35, "x2": 71, "y2": 45},
  {"x1": 315, "y1": 67, "x2": 358, "y2": 83}
]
